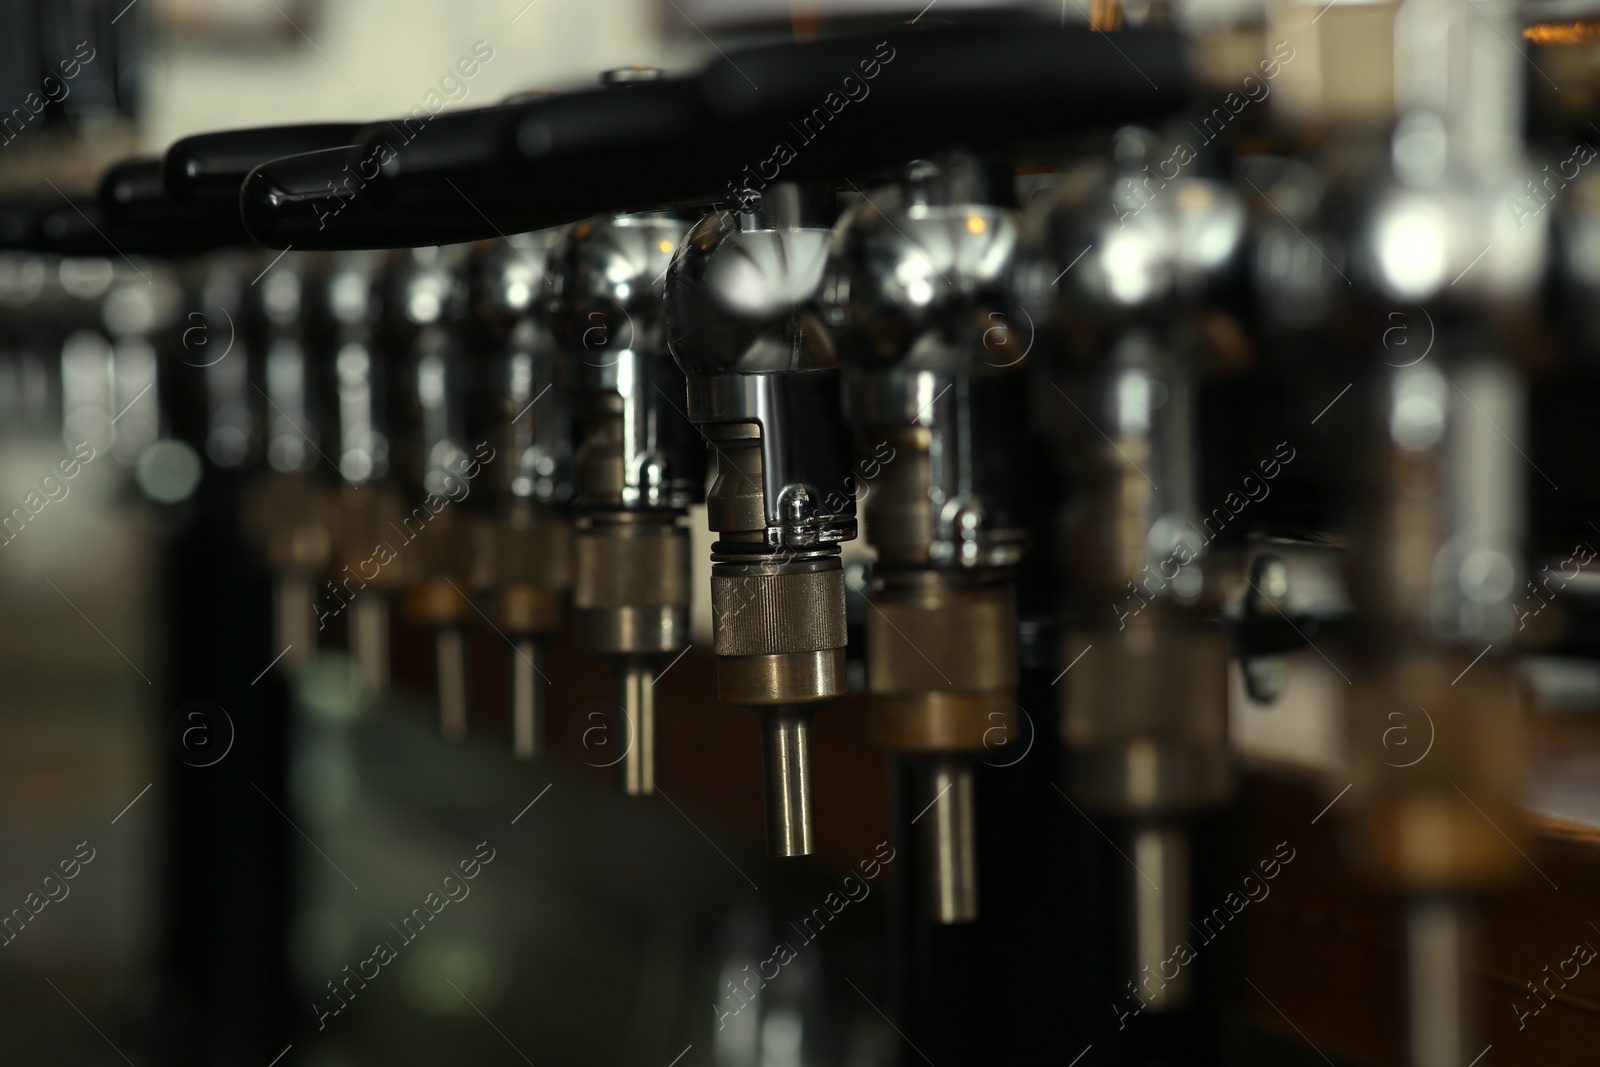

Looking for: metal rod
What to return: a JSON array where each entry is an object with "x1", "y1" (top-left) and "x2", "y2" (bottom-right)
[
  {"x1": 1407, "y1": 896, "x2": 1476, "y2": 1067},
  {"x1": 512, "y1": 636, "x2": 546, "y2": 761},
  {"x1": 275, "y1": 574, "x2": 314, "y2": 672},
  {"x1": 760, "y1": 710, "x2": 813, "y2": 857},
  {"x1": 617, "y1": 659, "x2": 655, "y2": 796},
  {"x1": 916, "y1": 756, "x2": 978, "y2": 923},
  {"x1": 350, "y1": 595, "x2": 389, "y2": 698},
  {"x1": 436, "y1": 626, "x2": 467, "y2": 741},
  {"x1": 1130, "y1": 824, "x2": 1191, "y2": 1011}
]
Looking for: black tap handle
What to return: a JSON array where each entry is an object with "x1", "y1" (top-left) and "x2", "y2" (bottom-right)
[
  {"x1": 35, "y1": 194, "x2": 226, "y2": 257},
  {"x1": 511, "y1": 25, "x2": 1191, "y2": 201},
  {"x1": 163, "y1": 122, "x2": 363, "y2": 211},
  {"x1": 703, "y1": 25, "x2": 1187, "y2": 128},
  {"x1": 240, "y1": 24, "x2": 1193, "y2": 250},
  {"x1": 99, "y1": 157, "x2": 246, "y2": 251},
  {"x1": 237, "y1": 87, "x2": 713, "y2": 249},
  {"x1": 504, "y1": 77, "x2": 726, "y2": 217},
  {"x1": 35, "y1": 197, "x2": 119, "y2": 256},
  {"x1": 0, "y1": 197, "x2": 52, "y2": 251},
  {"x1": 241, "y1": 145, "x2": 504, "y2": 249},
  {"x1": 699, "y1": 25, "x2": 1191, "y2": 176},
  {"x1": 352, "y1": 102, "x2": 532, "y2": 196},
  {"x1": 233, "y1": 104, "x2": 534, "y2": 248}
]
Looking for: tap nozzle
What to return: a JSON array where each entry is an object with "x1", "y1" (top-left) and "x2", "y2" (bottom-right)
[
  {"x1": 511, "y1": 636, "x2": 547, "y2": 760},
  {"x1": 616, "y1": 657, "x2": 657, "y2": 796},
  {"x1": 914, "y1": 756, "x2": 978, "y2": 923},
  {"x1": 759, "y1": 708, "x2": 815, "y2": 858}
]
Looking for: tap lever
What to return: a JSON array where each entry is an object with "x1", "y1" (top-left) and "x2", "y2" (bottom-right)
[{"x1": 163, "y1": 122, "x2": 363, "y2": 210}]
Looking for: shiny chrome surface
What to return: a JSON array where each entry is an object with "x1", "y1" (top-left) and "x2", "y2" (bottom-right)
[
  {"x1": 760, "y1": 709, "x2": 814, "y2": 859},
  {"x1": 825, "y1": 155, "x2": 1029, "y2": 918},
  {"x1": 553, "y1": 212, "x2": 702, "y2": 797},
  {"x1": 550, "y1": 212, "x2": 701, "y2": 511},
  {"x1": 667, "y1": 182, "x2": 856, "y2": 856}
]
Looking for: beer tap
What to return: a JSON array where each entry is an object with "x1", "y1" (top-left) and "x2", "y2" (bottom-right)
[
  {"x1": 466, "y1": 232, "x2": 573, "y2": 759},
  {"x1": 317, "y1": 249, "x2": 405, "y2": 698},
  {"x1": 1016, "y1": 128, "x2": 1247, "y2": 1005},
  {"x1": 1322, "y1": 0, "x2": 1539, "y2": 1062},
  {"x1": 386, "y1": 244, "x2": 478, "y2": 739},
  {"x1": 181, "y1": 252, "x2": 257, "y2": 473},
  {"x1": 245, "y1": 253, "x2": 336, "y2": 675},
  {"x1": 821, "y1": 156, "x2": 1026, "y2": 917},
  {"x1": 667, "y1": 181, "x2": 856, "y2": 858},
  {"x1": 548, "y1": 203, "x2": 703, "y2": 796}
]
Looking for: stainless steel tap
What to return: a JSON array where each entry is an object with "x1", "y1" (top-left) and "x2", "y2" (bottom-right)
[
  {"x1": 823, "y1": 155, "x2": 1029, "y2": 918},
  {"x1": 1017, "y1": 128, "x2": 1247, "y2": 998},
  {"x1": 387, "y1": 244, "x2": 478, "y2": 739},
  {"x1": 467, "y1": 231, "x2": 573, "y2": 759},
  {"x1": 549, "y1": 210, "x2": 704, "y2": 795},
  {"x1": 668, "y1": 181, "x2": 857, "y2": 857}
]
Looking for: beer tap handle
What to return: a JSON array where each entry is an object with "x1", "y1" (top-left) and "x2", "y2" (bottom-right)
[{"x1": 163, "y1": 122, "x2": 364, "y2": 210}]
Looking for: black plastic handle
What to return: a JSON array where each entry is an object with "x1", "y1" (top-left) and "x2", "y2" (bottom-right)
[
  {"x1": 237, "y1": 88, "x2": 712, "y2": 249},
  {"x1": 163, "y1": 122, "x2": 364, "y2": 210},
  {"x1": 354, "y1": 102, "x2": 531, "y2": 196},
  {"x1": 35, "y1": 197, "x2": 120, "y2": 257},
  {"x1": 237, "y1": 77, "x2": 753, "y2": 249},
  {"x1": 240, "y1": 23, "x2": 1194, "y2": 250},
  {"x1": 34, "y1": 195, "x2": 227, "y2": 257},
  {"x1": 703, "y1": 25, "x2": 1187, "y2": 127},
  {"x1": 0, "y1": 197, "x2": 54, "y2": 251},
  {"x1": 241, "y1": 145, "x2": 505, "y2": 249},
  {"x1": 698, "y1": 25, "x2": 1192, "y2": 176},
  {"x1": 99, "y1": 157, "x2": 247, "y2": 251},
  {"x1": 505, "y1": 78, "x2": 727, "y2": 217}
]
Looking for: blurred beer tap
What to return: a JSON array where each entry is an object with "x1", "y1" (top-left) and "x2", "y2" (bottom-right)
[
  {"x1": 1321, "y1": 1, "x2": 1540, "y2": 1062},
  {"x1": 0, "y1": 250, "x2": 70, "y2": 445},
  {"x1": 386, "y1": 244, "x2": 479, "y2": 739},
  {"x1": 1016, "y1": 127, "x2": 1247, "y2": 1004},
  {"x1": 466, "y1": 232, "x2": 574, "y2": 759},
  {"x1": 548, "y1": 204, "x2": 703, "y2": 796},
  {"x1": 822, "y1": 155, "x2": 1027, "y2": 918},
  {"x1": 176, "y1": 252, "x2": 257, "y2": 473},
  {"x1": 317, "y1": 249, "x2": 406, "y2": 698},
  {"x1": 667, "y1": 181, "x2": 856, "y2": 858},
  {"x1": 245, "y1": 252, "x2": 337, "y2": 675}
]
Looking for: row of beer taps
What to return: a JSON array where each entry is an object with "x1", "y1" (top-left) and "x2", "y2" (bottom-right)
[{"x1": 1, "y1": 1, "x2": 1580, "y2": 1060}]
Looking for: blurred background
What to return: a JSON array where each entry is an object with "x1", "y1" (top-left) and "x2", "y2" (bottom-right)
[
  {"x1": 0, "y1": 3, "x2": 910, "y2": 1065},
  {"x1": 9, "y1": 3, "x2": 1587, "y2": 1066}
]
